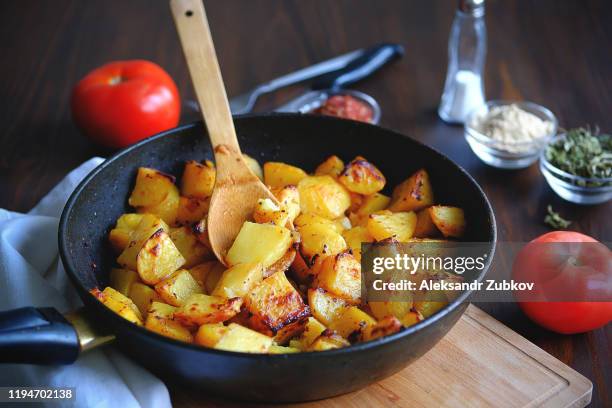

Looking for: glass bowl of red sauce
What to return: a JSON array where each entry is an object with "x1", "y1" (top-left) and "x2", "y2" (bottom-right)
[{"x1": 291, "y1": 90, "x2": 381, "y2": 124}]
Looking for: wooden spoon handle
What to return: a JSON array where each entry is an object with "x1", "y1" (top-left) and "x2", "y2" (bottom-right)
[{"x1": 170, "y1": 0, "x2": 240, "y2": 153}]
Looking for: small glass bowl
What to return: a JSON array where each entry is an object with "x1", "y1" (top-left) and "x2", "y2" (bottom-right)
[
  {"x1": 464, "y1": 100, "x2": 558, "y2": 169},
  {"x1": 540, "y1": 135, "x2": 612, "y2": 204}
]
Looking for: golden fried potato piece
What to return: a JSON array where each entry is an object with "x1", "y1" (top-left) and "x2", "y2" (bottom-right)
[
  {"x1": 428, "y1": 206, "x2": 466, "y2": 238},
  {"x1": 128, "y1": 167, "x2": 176, "y2": 208},
  {"x1": 91, "y1": 287, "x2": 143, "y2": 326},
  {"x1": 388, "y1": 169, "x2": 434, "y2": 212},
  {"x1": 367, "y1": 210, "x2": 417, "y2": 242},
  {"x1": 169, "y1": 226, "x2": 212, "y2": 268},
  {"x1": 195, "y1": 323, "x2": 228, "y2": 347},
  {"x1": 245, "y1": 272, "x2": 310, "y2": 335},
  {"x1": 309, "y1": 330, "x2": 350, "y2": 351},
  {"x1": 362, "y1": 316, "x2": 402, "y2": 341},
  {"x1": 154, "y1": 269, "x2": 204, "y2": 306},
  {"x1": 315, "y1": 155, "x2": 345, "y2": 178},
  {"x1": 342, "y1": 226, "x2": 374, "y2": 261},
  {"x1": 129, "y1": 282, "x2": 161, "y2": 317},
  {"x1": 181, "y1": 160, "x2": 215, "y2": 199},
  {"x1": 338, "y1": 157, "x2": 386, "y2": 195},
  {"x1": 226, "y1": 222, "x2": 292, "y2": 268},
  {"x1": 297, "y1": 175, "x2": 351, "y2": 220},
  {"x1": 135, "y1": 229, "x2": 186, "y2": 285},
  {"x1": 263, "y1": 162, "x2": 308, "y2": 188},
  {"x1": 145, "y1": 302, "x2": 193, "y2": 343},
  {"x1": 329, "y1": 306, "x2": 377, "y2": 340},
  {"x1": 307, "y1": 288, "x2": 349, "y2": 326},
  {"x1": 137, "y1": 184, "x2": 179, "y2": 225},
  {"x1": 214, "y1": 323, "x2": 274, "y2": 353},
  {"x1": 212, "y1": 262, "x2": 264, "y2": 298},
  {"x1": 174, "y1": 294, "x2": 242, "y2": 326},
  {"x1": 314, "y1": 252, "x2": 361, "y2": 304}
]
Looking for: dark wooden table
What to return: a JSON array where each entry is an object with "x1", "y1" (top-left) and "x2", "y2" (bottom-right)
[{"x1": 0, "y1": 0, "x2": 610, "y2": 406}]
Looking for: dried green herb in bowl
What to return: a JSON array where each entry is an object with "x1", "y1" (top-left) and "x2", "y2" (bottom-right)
[{"x1": 545, "y1": 127, "x2": 612, "y2": 187}]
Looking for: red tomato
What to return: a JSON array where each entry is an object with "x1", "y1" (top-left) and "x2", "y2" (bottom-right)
[
  {"x1": 512, "y1": 231, "x2": 612, "y2": 334},
  {"x1": 71, "y1": 60, "x2": 180, "y2": 148}
]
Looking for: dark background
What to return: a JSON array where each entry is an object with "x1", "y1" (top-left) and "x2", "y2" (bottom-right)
[{"x1": 0, "y1": 0, "x2": 610, "y2": 406}]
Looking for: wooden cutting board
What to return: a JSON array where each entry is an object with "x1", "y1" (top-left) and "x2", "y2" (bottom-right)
[{"x1": 170, "y1": 305, "x2": 592, "y2": 408}]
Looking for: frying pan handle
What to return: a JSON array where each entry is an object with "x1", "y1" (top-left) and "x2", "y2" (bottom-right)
[
  {"x1": 0, "y1": 307, "x2": 80, "y2": 364},
  {"x1": 311, "y1": 43, "x2": 404, "y2": 90}
]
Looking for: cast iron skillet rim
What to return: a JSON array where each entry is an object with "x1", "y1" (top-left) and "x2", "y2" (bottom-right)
[{"x1": 58, "y1": 113, "x2": 497, "y2": 360}]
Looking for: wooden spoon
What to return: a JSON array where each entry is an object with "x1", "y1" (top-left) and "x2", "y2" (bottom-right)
[{"x1": 170, "y1": 0, "x2": 279, "y2": 264}]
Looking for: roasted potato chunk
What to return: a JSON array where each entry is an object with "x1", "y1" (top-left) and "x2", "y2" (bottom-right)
[
  {"x1": 129, "y1": 282, "x2": 161, "y2": 316},
  {"x1": 212, "y1": 262, "x2": 264, "y2": 298},
  {"x1": 298, "y1": 221, "x2": 347, "y2": 261},
  {"x1": 181, "y1": 160, "x2": 215, "y2": 199},
  {"x1": 315, "y1": 155, "x2": 345, "y2": 178},
  {"x1": 169, "y1": 226, "x2": 211, "y2": 268},
  {"x1": 307, "y1": 288, "x2": 349, "y2": 326},
  {"x1": 428, "y1": 206, "x2": 466, "y2": 238},
  {"x1": 271, "y1": 185, "x2": 301, "y2": 224},
  {"x1": 414, "y1": 207, "x2": 440, "y2": 237},
  {"x1": 154, "y1": 269, "x2": 204, "y2": 306},
  {"x1": 314, "y1": 252, "x2": 361, "y2": 304},
  {"x1": 342, "y1": 226, "x2": 373, "y2": 261},
  {"x1": 226, "y1": 222, "x2": 292, "y2": 268},
  {"x1": 128, "y1": 167, "x2": 176, "y2": 208},
  {"x1": 109, "y1": 268, "x2": 139, "y2": 296},
  {"x1": 298, "y1": 175, "x2": 351, "y2": 219},
  {"x1": 91, "y1": 287, "x2": 143, "y2": 326},
  {"x1": 174, "y1": 294, "x2": 242, "y2": 326},
  {"x1": 253, "y1": 198, "x2": 290, "y2": 227},
  {"x1": 116, "y1": 214, "x2": 169, "y2": 271},
  {"x1": 388, "y1": 169, "x2": 434, "y2": 212},
  {"x1": 290, "y1": 317, "x2": 327, "y2": 350},
  {"x1": 309, "y1": 330, "x2": 350, "y2": 351},
  {"x1": 214, "y1": 323, "x2": 274, "y2": 353},
  {"x1": 329, "y1": 306, "x2": 377, "y2": 340},
  {"x1": 338, "y1": 157, "x2": 386, "y2": 195},
  {"x1": 245, "y1": 272, "x2": 310, "y2": 335},
  {"x1": 367, "y1": 210, "x2": 417, "y2": 242},
  {"x1": 195, "y1": 323, "x2": 228, "y2": 347},
  {"x1": 145, "y1": 302, "x2": 193, "y2": 343},
  {"x1": 294, "y1": 213, "x2": 344, "y2": 234},
  {"x1": 357, "y1": 193, "x2": 391, "y2": 216},
  {"x1": 243, "y1": 154, "x2": 263, "y2": 180},
  {"x1": 369, "y1": 301, "x2": 413, "y2": 321},
  {"x1": 263, "y1": 162, "x2": 308, "y2": 188},
  {"x1": 362, "y1": 316, "x2": 402, "y2": 341},
  {"x1": 176, "y1": 196, "x2": 209, "y2": 225},
  {"x1": 135, "y1": 229, "x2": 186, "y2": 285},
  {"x1": 137, "y1": 183, "x2": 179, "y2": 225},
  {"x1": 109, "y1": 213, "x2": 145, "y2": 252}
]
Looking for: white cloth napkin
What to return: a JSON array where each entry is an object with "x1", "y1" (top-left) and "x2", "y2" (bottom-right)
[{"x1": 0, "y1": 158, "x2": 172, "y2": 408}]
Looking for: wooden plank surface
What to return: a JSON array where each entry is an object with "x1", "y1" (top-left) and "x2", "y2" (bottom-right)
[{"x1": 170, "y1": 305, "x2": 592, "y2": 408}]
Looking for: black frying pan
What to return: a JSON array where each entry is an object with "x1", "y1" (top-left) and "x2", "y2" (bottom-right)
[{"x1": 0, "y1": 114, "x2": 496, "y2": 402}]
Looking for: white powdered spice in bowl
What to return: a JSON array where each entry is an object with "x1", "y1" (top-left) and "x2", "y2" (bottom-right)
[{"x1": 465, "y1": 100, "x2": 558, "y2": 169}]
